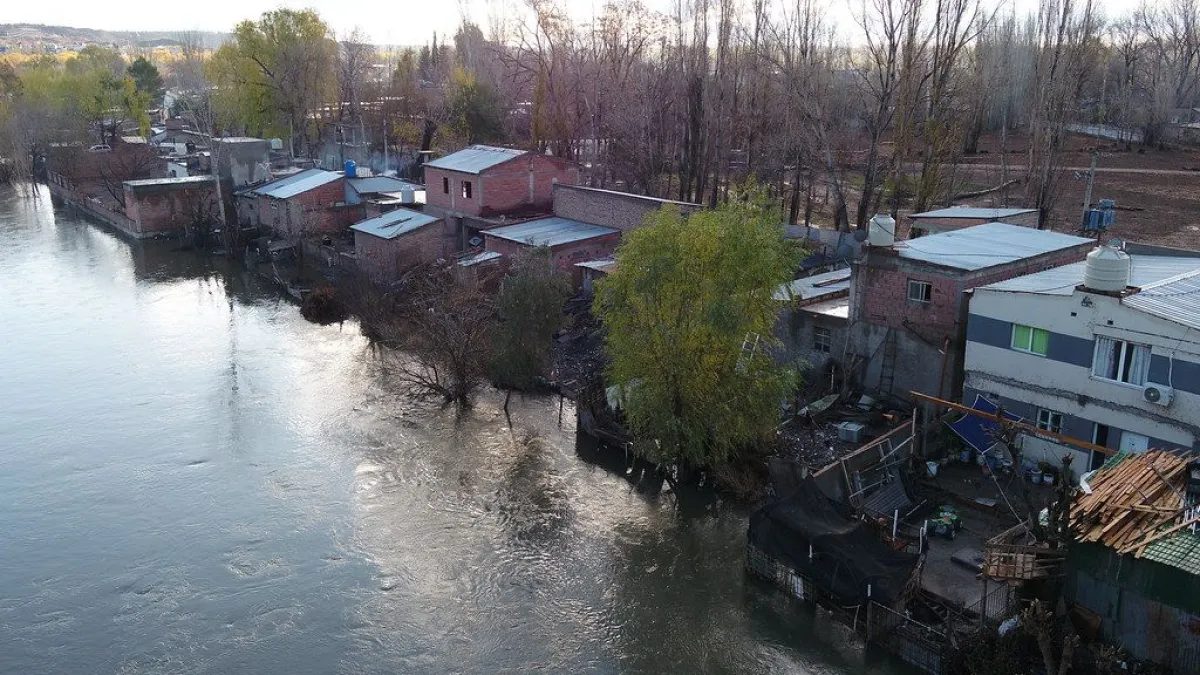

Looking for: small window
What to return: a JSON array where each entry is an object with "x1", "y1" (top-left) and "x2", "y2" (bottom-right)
[
  {"x1": 1037, "y1": 409, "x2": 1063, "y2": 434},
  {"x1": 462, "y1": 181, "x2": 473, "y2": 199},
  {"x1": 442, "y1": 177, "x2": 449, "y2": 194},
  {"x1": 1011, "y1": 324, "x2": 1050, "y2": 356},
  {"x1": 1092, "y1": 336, "x2": 1151, "y2": 385},
  {"x1": 813, "y1": 326, "x2": 832, "y2": 353},
  {"x1": 907, "y1": 279, "x2": 932, "y2": 303}
]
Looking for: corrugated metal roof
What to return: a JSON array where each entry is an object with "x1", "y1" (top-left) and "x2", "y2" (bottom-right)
[
  {"x1": 348, "y1": 176, "x2": 420, "y2": 195},
  {"x1": 424, "y1": 145, "x2": 526, "y2": 174},
  {"x1": 458, "y1": 250, "x2": 503, "y2": 267},
  {"x1": 350, "y1": 208, "x2": 440, "y2": 240},
  {"x1": 484, "y1": 216, "x2": 618, "y2": 247},
  {"x1": 981, "y1": 255, "x2": 1200, "y2": 296},
  {"x1": 124, "y1": 176, "x2": 214, "y2": 187},
  {"x1": 774, "y1": 268, "x2": 851, "y2": 302},
  {"x1": 1142, "y1": 530, "x2": 1200, "y2": 575},
  {"x1": 256, "y1": 168, "x2": 342, "y2": 199},
  {"x1": 800, "y1": 297, "x2": 850, "y2": 319},
  {"x1": 1125, "y1": 268, "x2": 1200, "y2": 331},
  {"x1": 909, "y1": 207, "x2": 1037, "y2": 220},
  {"x1": 895, "y1": 222, "x2": 1092, "y2": 271},
  {"x1": 575, "y1": 259, "x2": 617, "y2": 274}
]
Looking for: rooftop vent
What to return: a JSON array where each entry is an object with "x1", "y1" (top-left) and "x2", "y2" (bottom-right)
[{"x1": 1083, "y1": 239, "x2": 1130, "y2": 293}]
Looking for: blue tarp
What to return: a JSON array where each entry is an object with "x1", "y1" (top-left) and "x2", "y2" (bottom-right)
[{"x1": 947, "y1": 395, "x2": 1023, "y2": 453}]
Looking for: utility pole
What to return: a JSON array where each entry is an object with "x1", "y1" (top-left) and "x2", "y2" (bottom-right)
[{"x1": 1081, "y1": 148, "x2": 1098, "y2": 220}]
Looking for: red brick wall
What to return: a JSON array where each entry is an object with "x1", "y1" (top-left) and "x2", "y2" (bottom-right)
[
  {"x1": 354, "y1": 223, "x2": 446, "y2": 284},
  {"x1": 255, "y1": 178, "x2": 364, "y2": 238},
  {"x1": 551, "y1": 184, "x2": 701, "y2": 232},
  {"x1": 123, "y1": 182, "x2": 218, "y2": 235},
  {"x1": 484, "y1": 232, "x2": 620, "y2": 272},
  {"x1": 855, "y1": 243, "x2": 1092, "y2": 339},
  {"x1": 424, "y1": 154, "x2": 578, "y2": 217}
]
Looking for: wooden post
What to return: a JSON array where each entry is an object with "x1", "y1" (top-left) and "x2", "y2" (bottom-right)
[
  {"x1": 558, "y1": 394, "x2": 564, "y2": 425},
  {"x1": 980, "y1": 576, "x2": 988, "y2": 628}
]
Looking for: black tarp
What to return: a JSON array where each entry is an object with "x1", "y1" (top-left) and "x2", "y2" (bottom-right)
[{"x1": 748, "y1": 480, "x2": 920, "y2": 606}]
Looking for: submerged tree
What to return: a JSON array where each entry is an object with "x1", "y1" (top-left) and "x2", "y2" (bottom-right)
[
  {"x1": 594, "y1": 191, "x2": 799, "y2": 468},
  {"x1": 490, "y1": 246, "x2": 571, "y2": 390}
]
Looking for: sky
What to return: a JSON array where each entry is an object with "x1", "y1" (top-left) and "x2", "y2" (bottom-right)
[{"x1": 7, "y1": 0, "x2": 1151, "y2": 48}]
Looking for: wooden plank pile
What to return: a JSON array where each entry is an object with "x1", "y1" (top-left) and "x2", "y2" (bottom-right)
[{"x1": 1070, "y1": 450, "x2": 1190, "y2": 557}]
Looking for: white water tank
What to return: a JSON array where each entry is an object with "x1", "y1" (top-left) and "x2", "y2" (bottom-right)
[
  {"x1": 1083, "y1": 242, "x2": 1131, "y2": 292},
  {"x1": 868, "y1": 213, "x2": 896, "y2": 247}
]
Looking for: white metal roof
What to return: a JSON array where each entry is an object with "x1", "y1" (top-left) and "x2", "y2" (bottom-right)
[
  {"x1": 909, "y1": 207, "x2": 1037, "y2": 220},
  {"x1": 124, "y1": 176, "x2": 214, "y2": 188},
  {"x1": 800, "y1": 297, "x2": 850, "y2": 319},
  {"x1": 424, "y1": 145, "x2": 526, "y2": 174},
  {"x1": 350, "y1": 208, "x2": 440, "y2": 240},
  {"x1": 978, "y1": 255, "x2": 1200, "y2": 295},
  {"x1": 774, "y1": 268, "x2": 851, "y2": 302},
  {"x1": 484, "y1": 216, "x2": 618, "y2": 247},
  {"x1": 895, "y1": 222, "x2": 1092, "y2": 271},
  {"x1": 256, "y1": 168, "x2": 342, "y2": 199},
  {"x1": 348, "y1": 176, "x2": 420, "y2": 195},
  {"x1": 575, "y1": 258, "x2": 617, "y2": 274},
  {"x1": 1124, "y1": 269, "x2": 1200, "y2": 331}
]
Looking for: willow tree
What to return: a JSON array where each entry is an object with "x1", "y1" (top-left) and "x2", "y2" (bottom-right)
[
  {"x1": 593, "y1": 192, "x2": 799, "y2": 468},
  {"x1": 207, "y1": 9, "x2": 336, "y2": 156}
]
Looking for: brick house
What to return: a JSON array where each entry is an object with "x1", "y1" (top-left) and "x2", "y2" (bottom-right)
[
  {"x1": 423, "y1": 145, "x2": 579, "y2": 249},
  {"x1": 482, "y1": 217, "x2": 621, "y2": 271},
  {"x1": 774, "y1": 268, "x2": 852, "y2": 374},
  {"x1": 907, "y1": 206, "x2": 1039, "y2": 238},
  {"x1": 351, "y1": 208, "x2": 446, "y2": 284},
  {"x1": 236, "y1": 168, "x2": 359, "y2": 238},
  {"x1": 122, "y1": 176, "x2": 218, "y2": 236},
  {"x1": 845, "y1": 222, "x2": 1095, "y2": 399},
  {"x1": 551, "y1": 184, "x2": 701, "y2": 232}
]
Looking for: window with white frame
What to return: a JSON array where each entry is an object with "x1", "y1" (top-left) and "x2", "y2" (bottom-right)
[
  {"x1": 1037, "y1": 409, "x2": 1063, "y2": 434},
  {"x1": 813, "y1": 326, "x2": 832, "y2": 353},
  {"x1": 1092, "y1": 336, "x2": 1151, "y2": 385},
  {"x1": 1011, "y1": 324, "x2": 1050, "y2": 356},
  {"x1": 907, "y1": 279, "x2": 932, "y2": 303}
]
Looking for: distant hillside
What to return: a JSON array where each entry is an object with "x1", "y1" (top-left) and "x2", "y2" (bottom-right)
[{"x1": 0, "y1": 23, "x2": 228, "y2": 49}]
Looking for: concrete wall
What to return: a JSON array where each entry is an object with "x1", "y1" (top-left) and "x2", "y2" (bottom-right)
[
  {"x1": 776, "y1": 305, "x2": 849, "y2": 372},
  {"x1": 964, "y1": 288, "x2": 1200, "y2": 454},
  {"x1": 424, "y1": 154, "x2": 578, "y2": 217},
  {"x1": 123, "y1": 179, "x2": 218, "y2": 236},
  {"x1": 848, "y1": 243, "x2": 1091, "y2": 399},
  {"x1": 214, "y1": 139, "x2": 270, "y2": 189},
  {"x1": 354, "y1": 223, "x2": 446, "y2": 284},
  {"x1": 484, "y1": 231, "x2": 621, "y2": 272},
  {"x1": 551, "y1": 184, "x2": 701, "y2": 232}
]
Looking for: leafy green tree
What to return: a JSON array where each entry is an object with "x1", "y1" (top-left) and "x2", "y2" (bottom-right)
[
  {"x1": 446, "y1": 67, "x2": 505, "y2": 144},
  {"x1": 594, "y1": 192, "x2": 799, "y2": 468},
  {"x1": 127, "y1": 57, "x2": 165, "y2": 106},
  {"x1": 490, "y1": 247, "x2": 571, "y2": 390},
  {"x1": 207, "y1": 9, "x2": 336, "y2": 155}
]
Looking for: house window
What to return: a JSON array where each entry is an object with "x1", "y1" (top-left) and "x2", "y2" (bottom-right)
[
  {"x1": 907, "y1": 279, "x2": 932, "y2": 303},
  {"x1": 1011, "y1": 324, "x2": 1050, "y2": 356},
  {"x1": 442, "y1": 176, "x2": 449, "y2": 194},
  {"x1": 1092, "y1": 336, "x2": 1151, "y2": 386},
  {"x1": 813, "y1": 326, "x2": 832, "y2": 353},
  {"x1": 1037, "y1": 409, "x2": 1064, "y2": 434},
  {"x1": 462, "y1": 181, "x2": 473, "y2": 199}
]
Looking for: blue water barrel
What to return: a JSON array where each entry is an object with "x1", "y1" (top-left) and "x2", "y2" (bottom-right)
[{"x1": 344, "y1": 160, "x2": 357, "y2": 178}]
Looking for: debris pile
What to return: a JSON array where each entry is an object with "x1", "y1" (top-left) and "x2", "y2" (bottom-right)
[{"x1": 1071, "y1": 450, "x2": 1194, "y2": 557}]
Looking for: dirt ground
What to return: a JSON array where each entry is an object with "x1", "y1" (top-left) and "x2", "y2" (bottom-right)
[{"x1": 955, "y1": 131, "x2": 1200, "y2": 249}]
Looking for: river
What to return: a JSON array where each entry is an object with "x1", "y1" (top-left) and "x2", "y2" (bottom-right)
[{"x1": 0, "y1": 185, "x2": 902, "y2": 674}]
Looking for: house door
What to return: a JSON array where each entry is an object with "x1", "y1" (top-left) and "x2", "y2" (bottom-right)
[{"x1": 1119, "y1": 431, "x2": 1150, "y2": 455}]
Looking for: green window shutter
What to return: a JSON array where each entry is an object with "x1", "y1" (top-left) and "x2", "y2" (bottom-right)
[
  {"x1": 1031, "y1": 328, "x2": 1050, "y2": 356},
  {"x1": 1012, "y1": 324, "x2": 1031, "y2": 351}
]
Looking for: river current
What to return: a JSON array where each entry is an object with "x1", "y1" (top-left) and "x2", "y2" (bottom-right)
[{"x1": 0, "y1": 186, "x2": 901, "y2": 674}]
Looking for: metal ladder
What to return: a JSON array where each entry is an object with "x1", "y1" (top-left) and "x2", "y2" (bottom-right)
[
  {"x1": 736, "y1": 333, "x2": 761, "y2": 373},
  {"x1": 879, "y1": 329, "x2": 898, "y2": 394}
]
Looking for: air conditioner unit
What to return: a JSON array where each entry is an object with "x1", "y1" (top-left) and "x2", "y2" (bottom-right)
[{"x1": 1143, "y1": 383, "x2": 1174, "y2": 407}]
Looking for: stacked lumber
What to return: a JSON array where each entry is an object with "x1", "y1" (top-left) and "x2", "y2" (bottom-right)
[{"x1": 1070, "y1": 450, "x2": 1190, "y2": 557}]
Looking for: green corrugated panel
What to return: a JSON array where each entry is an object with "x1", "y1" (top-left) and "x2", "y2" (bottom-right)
[{"x1": 1142, "y1": 530, "x2": 1200, "y2": 576}]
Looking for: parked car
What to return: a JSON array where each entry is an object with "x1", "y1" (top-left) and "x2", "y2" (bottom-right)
[{"x1": 87, "y1": 144, "x2": 111, "y2": 153}]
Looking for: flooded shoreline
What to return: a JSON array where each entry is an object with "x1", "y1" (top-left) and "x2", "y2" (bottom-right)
[{"x1": 0, "y1": 184, "x2": 902, "y2": 674}]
